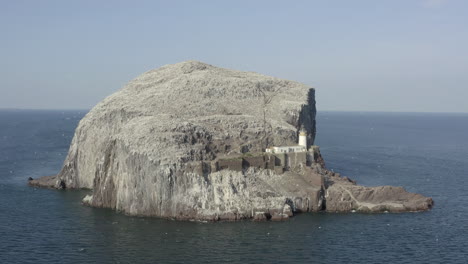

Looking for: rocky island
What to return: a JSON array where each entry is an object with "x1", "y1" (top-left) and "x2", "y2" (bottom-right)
[{"x1": 29, "y1": 61, "x2": 433, "y2": 221}]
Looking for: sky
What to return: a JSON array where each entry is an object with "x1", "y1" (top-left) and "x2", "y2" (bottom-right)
[{"x1": 1, "y1": 0, "x2": 467, "y2": 112}]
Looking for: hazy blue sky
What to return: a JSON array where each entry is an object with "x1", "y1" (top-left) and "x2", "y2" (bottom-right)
[{"x1": 1, "y1": 0, "x2": 467, "y2": 112}]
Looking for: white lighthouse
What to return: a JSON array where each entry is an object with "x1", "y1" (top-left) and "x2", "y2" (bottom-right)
[
  {"x1": 265, "y1": 128, "x2": 308, "y2": 154},
  {"x1": 298, "y1": 128, "x2": 307, "y2": 148}
]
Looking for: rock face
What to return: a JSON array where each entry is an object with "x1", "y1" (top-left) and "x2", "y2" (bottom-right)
[
  {"x1": 322, "y1": 171, "x2": 433, "y2": 213},
  {"x1": 29, "y1": 61, "x2": 433, "y2": 220}
]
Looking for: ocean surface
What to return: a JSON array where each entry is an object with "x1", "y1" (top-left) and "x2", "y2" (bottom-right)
[{"x1": 0, "y1": 110, "x2": 467, "y2": 263}]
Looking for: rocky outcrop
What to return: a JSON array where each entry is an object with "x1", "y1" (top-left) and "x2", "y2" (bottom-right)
[
  {"x1": 29, "y1": 175, "x2": 64, "y2": 189},
  {"x1": 29, "y1": 61, "x2": 433, "y2": 220},
  {"x1": 323, "y1": 171, "x2": 433, "y2": 213}
]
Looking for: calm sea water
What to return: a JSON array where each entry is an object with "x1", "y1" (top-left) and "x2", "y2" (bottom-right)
[{"x1": 0, "y1": 110, "x2": 467, "y2": 263}]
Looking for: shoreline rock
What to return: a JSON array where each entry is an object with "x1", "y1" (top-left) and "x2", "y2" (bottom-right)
[
  {"x1": 29, "y1": 175, "x2": 60, "y2": 189},
  {"x1": 29, "y1": 164, "x2": 434, "y2": 220}
]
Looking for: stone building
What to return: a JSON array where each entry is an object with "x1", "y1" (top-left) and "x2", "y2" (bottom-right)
[{"x1": 211, "y1": 129, "x2": 322, "y2": 174}]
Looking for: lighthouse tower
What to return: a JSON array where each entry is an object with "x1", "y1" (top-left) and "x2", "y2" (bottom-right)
[{"x1": 298, "y1": 128, "x2": 307, "y2": 148}]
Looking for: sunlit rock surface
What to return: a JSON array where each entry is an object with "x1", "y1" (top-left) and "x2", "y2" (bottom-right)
[{"x1": 29, "y1": 61, "x2": 433, "y2": 220}]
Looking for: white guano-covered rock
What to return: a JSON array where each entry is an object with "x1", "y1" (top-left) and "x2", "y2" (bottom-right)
[
  {"x1": 29, "y1": 61, "x2": 433, "y2": 220},
  {"x1": 55, "y1": 61, "x2": 319, "y2": 220}
]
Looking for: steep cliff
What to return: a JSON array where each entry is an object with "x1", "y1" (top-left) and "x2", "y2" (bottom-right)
[{"x1": 30, "y1": 61, "x2": 433, "y2": 220}]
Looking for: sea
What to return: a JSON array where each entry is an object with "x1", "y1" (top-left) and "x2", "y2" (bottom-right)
[{"x1": 0, "y1": 110, "x2": 467, "y2": 263}]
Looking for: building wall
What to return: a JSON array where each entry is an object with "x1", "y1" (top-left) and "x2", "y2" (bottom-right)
[
  {"x1": 214, "y1": 150, "x2": 311, "y2": 174},
  {"x1": 242, "y1": 156, "x2": 266, "y2": 169},
  {"x1": 274, "y1": 153, "x2": 286, "y2": 167},
  {"x1": 286, "y1": 152, "x2": 307, "y2": 169},
  {"x1": 272, "y1": 146, "x2": 306, "y2": 153},
  {"x1": 216, "y1": 159, "x2": 243, "y2": 172},
  {"x1": 215, "y1": 155, "x2": 278, "y2": 172},
  {"x1": 298, "y1": 135, "x2": 307, "y2": 147}
]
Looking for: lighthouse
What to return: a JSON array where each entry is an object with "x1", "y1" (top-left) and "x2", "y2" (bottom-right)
[
  {"x1": 298, "y1": 128, "x2": 307, "y2": 148},
  {"x1": 265, "y1": 127, "x2": 308, "y2": 154}
]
